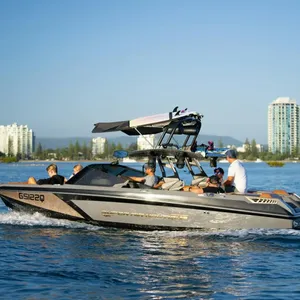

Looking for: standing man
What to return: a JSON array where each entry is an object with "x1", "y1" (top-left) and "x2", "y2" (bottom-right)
[{"x1": 223, "y1": 149, "x2": 248, "y2": 193}]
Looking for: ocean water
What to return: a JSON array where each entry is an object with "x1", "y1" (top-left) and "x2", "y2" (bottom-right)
[{"x1": 0, "y1": 161, "x2": 300, "y2": 300}]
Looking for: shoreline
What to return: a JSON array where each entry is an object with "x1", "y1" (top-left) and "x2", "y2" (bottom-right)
[{"x1": 17, "y1": 159, "x2": 299, "y2": 164}]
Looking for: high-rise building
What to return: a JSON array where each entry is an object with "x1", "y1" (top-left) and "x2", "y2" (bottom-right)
[
  {"x1": 137, "y1": 134, "x2": 155, "y2": 150},
  {"x1": 268, "y1": 97, "x2": 299, "y2": 154},
  {"x1": 92, "y1": 137, "x2": 107, "y2": 156},
  {"x1": 0, "y1": 123, "x2": 35, "y2": 157}
]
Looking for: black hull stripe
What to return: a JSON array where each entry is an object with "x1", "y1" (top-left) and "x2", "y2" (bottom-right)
[{"x1": 57, "y1": 193, "x2": 295, "y2": 220}]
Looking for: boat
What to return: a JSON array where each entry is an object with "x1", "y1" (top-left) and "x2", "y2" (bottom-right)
[
  {"x1": 1, "y1": 107, "x2": 300, "y2": 230},
  {"x1": 255, "y1": 158, "x2": 263, "y2": 163},
  {"x1": 218, "y1": 159, "x2": 229, "y2": 163},
  {"x1": 123, "y1": 157, "x2": 137, "y2": 163}
]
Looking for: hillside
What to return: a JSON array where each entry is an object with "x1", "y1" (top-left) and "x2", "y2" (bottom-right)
[{"x1": 36, "y1": 135, "x2": 243, "y2": 149}]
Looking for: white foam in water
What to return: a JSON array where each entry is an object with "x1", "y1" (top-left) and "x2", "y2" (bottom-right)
[
  {"x1": 0, "y1": 210, "x2": 101, "y2": 230},
  {"x1": 1, "y1": 211, "x2": 299, "y2": 237},
  {"x1": 209, "y1": 228, "x2": 300, "y2": 237},
  {"x1": 150, "y1": 227, "x2": 300, "y2": 238}
]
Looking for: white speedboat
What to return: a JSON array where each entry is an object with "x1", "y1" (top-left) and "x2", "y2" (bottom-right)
[{"x1": 1, "y1": 107, "x2": 300, "y2": 230}]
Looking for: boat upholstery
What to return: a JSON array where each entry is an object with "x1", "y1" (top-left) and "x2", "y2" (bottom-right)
[
  {"x1": 191, "y1": 176, "x2": 208, "y2": 187},
  {"x1": 161, "y1": 178, "x2": 185, "y2": 191},
  {"x1": 113, "y1": 180, "x2": 130, "y2": 188}
]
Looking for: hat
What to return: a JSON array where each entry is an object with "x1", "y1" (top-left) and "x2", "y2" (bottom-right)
[
  {"x1": 144, "y1": 164, "x2": 155, "y2": 170},
  {"x1": 226, "y1": 149, "x2": 237, "y2": 159},
  {"x1": 214, "y1": 167, "x2": 224, "y2": 175}
]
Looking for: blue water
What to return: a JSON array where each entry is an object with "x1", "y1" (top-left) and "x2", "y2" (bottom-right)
[{"x1": 0, "y1": 161, "x2": 300, "y2": 299}]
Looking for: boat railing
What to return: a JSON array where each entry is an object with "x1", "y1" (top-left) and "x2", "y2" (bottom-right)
[{"x1": 156, "y1": 115, "x2": 201, "y2": 150}]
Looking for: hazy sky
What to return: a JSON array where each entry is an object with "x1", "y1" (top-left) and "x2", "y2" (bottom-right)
[{"x1": 1, "y1": 0, "x2": 299, "y2": 143}]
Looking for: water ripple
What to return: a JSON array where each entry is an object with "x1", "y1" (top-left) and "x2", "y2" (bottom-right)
[{"x1": 1, "y1": 162, "x2": 300, "y2": 299}]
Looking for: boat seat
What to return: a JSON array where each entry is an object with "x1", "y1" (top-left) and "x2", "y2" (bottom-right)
[
  {"x1": 113, "y1": 180, "x2": 130, "y2": 188},
  {"x1": 191, "y1": 176, "x2": 208, "y2": 187},
  {"x1": 90, "y1": 178, "x2": 113, "y2": 186},
  {"x1": 161, "y1": 178, "x2": 185, "y2": 191}
]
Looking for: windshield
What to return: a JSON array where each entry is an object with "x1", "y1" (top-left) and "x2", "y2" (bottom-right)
[{"x1": 66, "y1": 163, "x2": 145, "y2": 186}]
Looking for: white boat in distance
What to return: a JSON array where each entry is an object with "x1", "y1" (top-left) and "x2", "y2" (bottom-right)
[
  {"x1": 218, "y1": 159, "x2": 229, "y2": 163},
  {"x1": 123, "y1": 157, "x2": 137, "y2": 163}
]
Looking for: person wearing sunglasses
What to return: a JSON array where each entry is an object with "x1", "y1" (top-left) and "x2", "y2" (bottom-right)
[
  {"x1": 214, "y1": 167, "x2": 224, "y2": 182},
  {"x1": 182, "y1": 173, "x2": 224, "y2": 194}
]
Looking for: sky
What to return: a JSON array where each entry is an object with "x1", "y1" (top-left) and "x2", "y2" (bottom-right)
[{"x1": 1, "y1": 0, "x2": 299, "y2": 144}]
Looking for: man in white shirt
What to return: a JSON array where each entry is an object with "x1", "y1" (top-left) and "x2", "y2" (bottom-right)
[{"x1": 223, "y1": 149, "x2": 248, "y2": 193}]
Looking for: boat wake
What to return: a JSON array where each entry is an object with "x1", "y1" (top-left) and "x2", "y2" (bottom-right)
[
  {"x1": 146, "y1": 227, "x2": 300, "y2": 240},
  {"x1": 1, "y1": 208, "x2": 299, "y2": 239},
  {"x1": 0, "y1": 210, "x2": 101, "y2": 230}
]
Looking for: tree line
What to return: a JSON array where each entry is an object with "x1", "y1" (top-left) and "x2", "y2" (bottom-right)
[
  {"x1": 0, "y1": 140, "x2": 137, "y2": 162},
  {"x1": 217, "y1": 138, "x2": 300, "y2": 161},
  {"x1": 0, "y1": 138, "x2": 299, "y2": 162},
  {"x1": 33, "y1": 140, "x2": 138, "y2": 161}
]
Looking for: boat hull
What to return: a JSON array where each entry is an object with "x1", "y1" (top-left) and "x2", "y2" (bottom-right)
[{"x1": 1, "y1": 185, "x2": 300, "y2": 230}]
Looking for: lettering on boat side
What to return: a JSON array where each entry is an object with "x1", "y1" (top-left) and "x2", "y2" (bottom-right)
[
  {"x1": 18, "y1": 193, "x2": 45, "y2": 202},
  {"x1": 101, "y1": 210, "x2": 188, "y2": 220}
]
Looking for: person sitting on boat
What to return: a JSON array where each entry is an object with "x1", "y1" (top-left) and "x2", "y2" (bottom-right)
[
  {"x1": 28, "y1": 163, "x2": 65, "y2": 185},
  {"x1": 181, "y1": 167, "x2": 225, "y2": 192},
  {"x1": 70, "y1": 164, "x2": 83, "y2": 178},
  {"x1": 214, "y1": 167, "x2": 225, "y2": 187},
  {"x1": 126, "y1": 164, "x2": 158, "y2": 187},
  {"x1": 65, "y1": 164, "x2": 83, "y2": 182},
  {"x1": 182, "y1": 174, "x2": 224, "y2": 194},
  {"x1": 223, "y1": 149, "x2": 247, "y2": 193}
]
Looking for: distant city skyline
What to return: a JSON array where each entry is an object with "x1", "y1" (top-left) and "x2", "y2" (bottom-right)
[
  {"x1": 0, "y1": 96, "x2": 298, "y2": 146},
  {"x1": 1, "y1": 0, "x2": 300, "y2": 143}
]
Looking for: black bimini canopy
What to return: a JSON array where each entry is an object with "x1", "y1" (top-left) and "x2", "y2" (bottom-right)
[
  {"x1": 92, "y1": 108, "x2": 202, "y2": 136},
  {"x1": 92, "y1": 120, "x2": 129, "y2": 133},
  {"x1": 92, "y1": 120, "x2": 163, "y2": 135}
]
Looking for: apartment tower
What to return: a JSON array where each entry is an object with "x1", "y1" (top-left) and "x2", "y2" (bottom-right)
[
  {"x1": 0, "y1": 123, "x2": 35, "y2": 157},
  {"x1": 92, "y1": 137, "x2": 107, "y2": 156},
  {"x1": 137, "y1": 134, "x2": 155, "y2": 150},
  {"x1": 268, "y1": 97, "x2": 299, "y2": 154}
]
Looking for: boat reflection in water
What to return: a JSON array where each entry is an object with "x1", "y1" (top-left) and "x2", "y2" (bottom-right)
[{"x1": 132, "y1": 229, "x2": 286, "y2": 299}]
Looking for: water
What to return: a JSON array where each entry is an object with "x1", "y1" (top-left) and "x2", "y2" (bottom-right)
[{"x1": 0, "y1": 161, "x2": 300, "y2": 299}]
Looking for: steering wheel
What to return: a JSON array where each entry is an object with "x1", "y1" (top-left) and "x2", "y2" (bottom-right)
[{"x1": 127, "y1": 180, "x2": 140, "y2": 188}]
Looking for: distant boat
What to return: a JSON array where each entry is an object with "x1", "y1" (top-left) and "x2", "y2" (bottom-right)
[
  {"x1": 123, "y1": 157, "x2": 137, "y2": 163},
  {"x1": 255, "y1": 158, "x2": 263, "y2": 163},
  {"x1": 218, "y1": 159, "x2": 228, "y2": 163}
]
